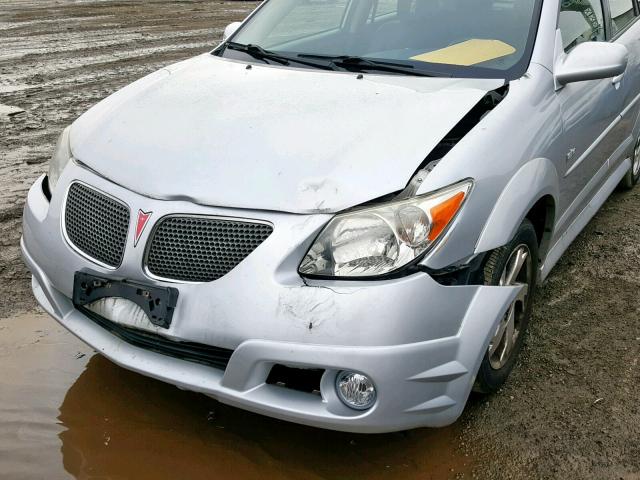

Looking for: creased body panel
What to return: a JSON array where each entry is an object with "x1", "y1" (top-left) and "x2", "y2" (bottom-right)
[
  {"x1": 70, "y1": 55, "x2": 502, "y2": 213},
  {"x1": 23, "y1": 230, "x2": 520, "y2": 433},
  {"x1": 23, "y1": 167, "x2": 507, "y2": 348}
]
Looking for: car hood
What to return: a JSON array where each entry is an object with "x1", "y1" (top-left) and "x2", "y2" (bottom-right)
[{"x1": 71, "y1": 54, "x2": 503, "y2": 214}]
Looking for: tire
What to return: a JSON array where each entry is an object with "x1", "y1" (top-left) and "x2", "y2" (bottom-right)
[
  {"x1": 620, "y1": 136, "x2": 640, "y2": 190},
  {"x1": 473, "y1": 219, "x2": 538, "y2": 394}
]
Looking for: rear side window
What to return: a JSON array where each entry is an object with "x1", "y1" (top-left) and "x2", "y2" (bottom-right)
[
  {"x1": 610, "y1": 0, "x2": 636, "y2": 35},
  {"x1": 558, "y1": 0, "x2": 606, "y2": 51}
]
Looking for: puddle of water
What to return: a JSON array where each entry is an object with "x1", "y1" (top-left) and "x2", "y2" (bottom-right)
[{"x1": 0, "y1": 313, "x2": 472, "y2": 480}]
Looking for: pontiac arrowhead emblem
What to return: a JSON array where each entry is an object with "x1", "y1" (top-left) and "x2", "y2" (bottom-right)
[{"x1": 134, "y1": 210, "x2": 152, "y2": 247}]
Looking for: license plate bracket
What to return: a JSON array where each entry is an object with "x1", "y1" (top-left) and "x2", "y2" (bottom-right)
[{"x1": 73, "y1": 271, "x2": 179, "y2": 329}]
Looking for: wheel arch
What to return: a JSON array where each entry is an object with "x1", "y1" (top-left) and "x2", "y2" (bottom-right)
[
  {"x1": 524, "y1": 194, "x2": 555, "y2": 261},
  {"x1": 630, "y1": 103, "x2": 640, "y2": 142},
  {"x1": 474, "y1": 157, "x2": 559, "y2": 264}
]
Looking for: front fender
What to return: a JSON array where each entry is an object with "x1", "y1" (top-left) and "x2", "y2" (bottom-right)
[{"x1": 474, "y1": 157, "x2": 559, "y2": 254}]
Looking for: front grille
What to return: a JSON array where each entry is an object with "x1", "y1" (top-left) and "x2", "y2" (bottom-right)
[
  {"x1": 80, "y1": 306, "x2": 234, "y2": 370},
  {"x1": 64, "y1": 183, "x2": 130, "y2": 268},
  {"x1": 146, "y1": 216, "x2": 273, "y2": 282}
]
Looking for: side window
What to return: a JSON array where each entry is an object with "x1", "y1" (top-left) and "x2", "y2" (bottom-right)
[
  {"x1": 558, "y1": 0, "x2": 606, "y2": 52},
  {"x1": 373, "y1": 0, "x2": 398, "y2": 18},
  {"x1": 610, "y1": 0, "x2": 636, "y2": 35}
]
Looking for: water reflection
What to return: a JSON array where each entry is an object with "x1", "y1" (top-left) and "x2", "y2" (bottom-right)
[{"x1": 58, "y1": 355, "x2": 471, "y2": 479}]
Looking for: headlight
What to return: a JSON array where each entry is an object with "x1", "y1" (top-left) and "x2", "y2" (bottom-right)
[
  {"x1": 299, "y1": 180, "x2": 472, "y2": 278},
  {"x1": 47, "y1": 126, "x2": 72, "y2": 192},
  {"x1": 335, "y1": 371, "x2": 377, "y2": 410}
]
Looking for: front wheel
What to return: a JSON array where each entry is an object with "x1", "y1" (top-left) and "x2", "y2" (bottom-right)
[
  {"x1": 474, "y1": 219, "x2": 538, "y2": 394},
  {"x1": 620, "y1": 136, "x2": 640, "y2": 190}
]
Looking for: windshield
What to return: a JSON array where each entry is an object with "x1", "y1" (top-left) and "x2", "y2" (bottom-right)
[{"x1": 221, "y1": 0, "x2": 541, "y2": 79}]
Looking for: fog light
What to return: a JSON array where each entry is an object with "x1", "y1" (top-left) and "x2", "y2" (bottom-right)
[{"x1": 335, "y1": 371, "x2": 376, "y2": 410}]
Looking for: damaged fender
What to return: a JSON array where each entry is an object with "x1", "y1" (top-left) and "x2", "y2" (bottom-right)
[{"x1": 474, "y1": 157, "x2": 559, "y2": 255}]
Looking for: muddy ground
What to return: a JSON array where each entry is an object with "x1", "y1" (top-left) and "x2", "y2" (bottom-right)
[{"x1": 0, "y1": 1, "x2": 639, "y2": 479}]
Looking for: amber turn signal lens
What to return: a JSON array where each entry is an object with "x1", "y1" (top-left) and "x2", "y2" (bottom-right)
[{"x1": 428, "y1": 191, "x2": 466, "y2": 242}]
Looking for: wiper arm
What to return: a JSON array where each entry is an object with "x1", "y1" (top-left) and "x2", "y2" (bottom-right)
[
  {"x1": 223, "y1": 42, "x2": 336, "y2": 70},
  {"x1": 225, "y1": 42, "x2": 290, "y2": 65},
  {"x1": 297, "y1": 54, "x2": 435, "y2": 77},
  {"x1": 220, "y1": 44, "x2": 432, "y2": 76},
  {"x1": 298, "y1": 54, "x2": 408, "y2": 68}
]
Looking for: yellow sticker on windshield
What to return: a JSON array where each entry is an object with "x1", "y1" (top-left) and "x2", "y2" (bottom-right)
[{"x1": 410, "y1": 39, "x2": 516, "y2": 66}]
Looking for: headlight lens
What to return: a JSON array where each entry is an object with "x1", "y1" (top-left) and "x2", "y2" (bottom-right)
[
  {"x1": 299, "y1": 180, "x2": 472, "y2": 278},
  {"x1": 47, "y1": 126, "x2": 72, "y2": 192}
]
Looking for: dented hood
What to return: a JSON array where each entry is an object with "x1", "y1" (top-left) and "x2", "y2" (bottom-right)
[{"x1": 71, "y1": 54, "x2": 502, "y2": 213}]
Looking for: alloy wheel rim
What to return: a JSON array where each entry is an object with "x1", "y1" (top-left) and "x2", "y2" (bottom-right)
[
  {"x1": 488, "y1": 244, "x2": 532, "y2": 370},
  {"x1": 633, "y1": 138, "x2": 640, "y2": 177}
]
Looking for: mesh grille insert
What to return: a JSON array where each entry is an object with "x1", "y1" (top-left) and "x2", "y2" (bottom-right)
[
  {"x1": 146, "y1": 216, "x2": 273, "y2": 282},
  {"x1": 64, "y1": 183, "x2": 130, "y2": 267}
]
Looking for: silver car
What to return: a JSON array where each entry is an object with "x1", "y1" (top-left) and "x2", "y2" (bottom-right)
[{"x1": 22, "y1": 0, "x2": 640, "y2": 433}]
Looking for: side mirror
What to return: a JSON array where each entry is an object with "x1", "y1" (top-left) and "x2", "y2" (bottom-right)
[
  {"x1": 555, "y1": 42, "x2": 629, "y2": 87},
  {"x1": 223, "y1": 22, "x2": 242, "y2": 42}
]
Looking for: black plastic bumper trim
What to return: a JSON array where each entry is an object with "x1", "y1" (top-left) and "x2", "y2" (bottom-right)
[{"x1": 78, "y1": 306, "x2": 234, "y2": 371}]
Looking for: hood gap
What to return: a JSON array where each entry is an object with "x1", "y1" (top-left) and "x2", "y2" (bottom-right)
[{"x1": 403, "y1": 84, "x2": 510, "y2": 194}]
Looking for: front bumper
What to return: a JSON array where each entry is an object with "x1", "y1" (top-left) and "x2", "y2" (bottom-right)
[{"x1": 22, "y1": 169, "x2": 519, "y2": 433}]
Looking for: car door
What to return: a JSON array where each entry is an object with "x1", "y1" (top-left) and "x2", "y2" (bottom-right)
[
  {"x1": 606, "y1": 0, "x2": 640, "y2": 172},
  {"x1": 555, "y1": 0, "x2": 628, "y2": 232}
]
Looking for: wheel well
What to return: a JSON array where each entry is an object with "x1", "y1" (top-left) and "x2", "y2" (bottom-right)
[{"x1": 525, "y1": 195, "x2": 555, "y2": 260}]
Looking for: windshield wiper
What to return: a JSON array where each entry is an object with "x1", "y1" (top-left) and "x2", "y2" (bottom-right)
[
  {"x1": 221, "y1": 44, "x2": 435, "y2": 76},
  {"x1": 297, "y1": 54, "x2": 436, "y2": 77},
  {"x1": 225, "y1": 42, "x2": 291, "y2": 65},
  {"x1": 223, "y1": 42, "x2": 336, "y2": 70}
]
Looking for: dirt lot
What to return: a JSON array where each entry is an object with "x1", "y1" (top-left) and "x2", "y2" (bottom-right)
[{"x1": 1, "y1": 1, "x2": 639, "y2": 479}]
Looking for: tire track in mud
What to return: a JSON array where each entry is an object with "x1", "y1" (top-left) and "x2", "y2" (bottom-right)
[{"x1": 0, "y1": 0, "x2": 258, "y2": 318}]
